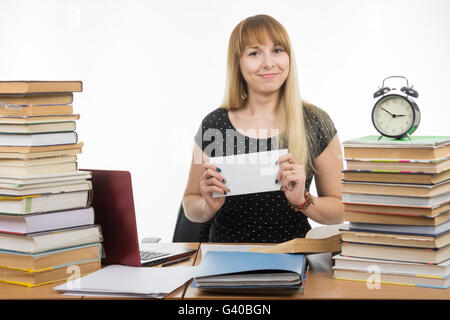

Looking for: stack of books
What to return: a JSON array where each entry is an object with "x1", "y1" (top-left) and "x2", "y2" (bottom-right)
[
  {"x1": 333, "y1": 135, "x2": 450, "y2": 289},
  {"x1": 0, "y1": 81, "x2": 102, "y2": 287}
]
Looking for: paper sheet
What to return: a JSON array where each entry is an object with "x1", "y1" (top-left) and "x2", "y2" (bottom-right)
[{"x1": 210, "y1": 149, "x2": 288, "y2": 197}]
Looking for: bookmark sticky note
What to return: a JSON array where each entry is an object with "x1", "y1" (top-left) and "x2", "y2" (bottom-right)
[{"x1": 210, "y1": 149, "x2": 288, "y2": 198}]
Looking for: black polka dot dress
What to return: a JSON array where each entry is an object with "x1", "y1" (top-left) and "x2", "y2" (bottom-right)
[{"x1": 194, "y1": 105, "x2": 337, "y2": 243}]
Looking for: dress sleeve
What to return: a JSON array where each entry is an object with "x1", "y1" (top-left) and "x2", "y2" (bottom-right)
[{"x1": 192, "y1": 108, "x2": 225, "y2": 158}]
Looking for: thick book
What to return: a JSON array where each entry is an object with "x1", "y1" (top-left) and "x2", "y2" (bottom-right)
[
  {"x1": 342, "y1": 180, "x2": 450, "y2": 198},
  {"x1": 0, "y1": 170, "x2": 91, "y2": 188},
  {"x1": 0, "y1": 114, "x2": 80, "y2": 124},
  {"x1": 0, "y1": 147, "x2": 82, "y2": 160},
  {"x1": 342, "y1": 192, "x2": 450, "y2": 207},
  {"x1": 344, "y1": 209, "x2": 449, "y2": 226},
  {"x1": 0, "y1": 207, "x2": 94, "y2": 234},
  {"x1": 0, "y1": 93, "x2": 73, "y2": 106},
  {"x1": 0, "y1": 243, "x2": 102, "y2": 271},
  {"x1": 0, "y1": 189, "x2": 92, "y2": 215},
  {"x1": 343, "y1": 169, "x2": 450, "y2": 185},
  {"x1": 192, "y1": 251, "x2": 306, "y2": 294},
  {"x1": 341, "y1": 241, "x2": 450, "y2": 264},
  {"x1": 0, "y1": 104, "x2": 73, "y2": 117},
  {"x1": 0, "y1": 142, "x2": 83, "y2": 154},
  {"x1": 0, "y1": 180, "x2": 91, "y2": 196},
  {"x1": 348, "y1": 220, "x2": 450, "y2": 237},
  {"x1": 0, "y1": 121, "x2": 76, "y2": 134},
  {"x1": 343, "y1": 202, "x2": 449, "y2": 218},
  {"x1": 0, "y1": 154, "x2": 77, "y2": 166},
  {"x1": 0, "y1": 260, "x2": 100, "y2": 287},
  {"x1": 0, "y1": 225, "x2": 102, "y2": 254},
  {"x1": 333, "y1": 267, "x2": 449, "y2": 289},
  {"x1": 340, "y1": 228, "x2": 450, "y2": 249},
  {"x1": 345, "y1": 158, "x2": 450, "y2": 174},
  {"x1": 0, "y1": 161, "x2": 77, "y2": 176},
  {"x1": 0, "y1": 132, "x2": 78, "y2": 147},
  {"x1": 333, "y1": 254, "x2": 450, "y2": 279},
  {"x1": 343, "y1": 136, "x2": 450, "y2": 160},
  {"x1": 0, "y1": 155, "x2": 78, "y2": 176},
  {"x1": 0, "y1": 81, "x2": 83, "y2": 94}
]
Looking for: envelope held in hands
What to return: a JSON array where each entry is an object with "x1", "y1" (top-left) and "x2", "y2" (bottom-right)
[{"x1": 210, "y1": 149, "x2": 288, "y2": 198}]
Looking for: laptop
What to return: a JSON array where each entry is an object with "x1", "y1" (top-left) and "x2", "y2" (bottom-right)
[{"x1": 84, "y1": 169, "x2": 197, "y2": 267}]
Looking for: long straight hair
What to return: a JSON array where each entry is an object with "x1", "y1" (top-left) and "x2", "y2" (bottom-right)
[{"x1": 220, "y1": 14, "x2": 310, "y2": 168}]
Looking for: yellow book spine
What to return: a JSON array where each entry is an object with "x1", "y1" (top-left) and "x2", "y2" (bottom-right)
[
  {"x1": 333, "y1": 276, "x2": 416, "y2": 287},
  {"x1": 0, "y1": 264, "x2": 54, "y2": 273},
  {"x1": 0, "y1": 279, "x2": 55, "y2": 288},
  {"x1": 0, "y1": 194, "x2": 40, "y2": 200}
]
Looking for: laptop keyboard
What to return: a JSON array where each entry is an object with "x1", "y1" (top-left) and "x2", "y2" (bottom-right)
[{"x1": 139, "y1": 251, "x2": 169, "y2": 261}]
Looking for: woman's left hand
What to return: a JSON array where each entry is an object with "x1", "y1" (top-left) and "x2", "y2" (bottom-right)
[{"x1": 276, "y1": 153, "x2": 306, "y2": 205}]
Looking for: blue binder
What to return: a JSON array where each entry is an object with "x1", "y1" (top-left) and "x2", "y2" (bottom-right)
[{"x1": 192, "y1": 251, "x2": 306, "y2": 294}]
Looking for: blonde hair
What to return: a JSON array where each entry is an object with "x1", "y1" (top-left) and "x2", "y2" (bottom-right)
[{"x1": 220, "y1": 14, "x2": 310, "y2": 168}]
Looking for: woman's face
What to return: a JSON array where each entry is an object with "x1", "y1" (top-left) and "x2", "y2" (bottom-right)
[{"x1": 240, "y1": 37, "x2": 289, "y2": 97}]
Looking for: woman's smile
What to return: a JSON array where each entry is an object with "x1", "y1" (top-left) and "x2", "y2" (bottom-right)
[{"x1": 258, "y1": 73, "x2": 279, "y2": 79}]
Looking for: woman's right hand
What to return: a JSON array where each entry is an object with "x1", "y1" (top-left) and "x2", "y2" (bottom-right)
[{"x1": 200, "y1": 163, "x2": 229, "y2": 215}]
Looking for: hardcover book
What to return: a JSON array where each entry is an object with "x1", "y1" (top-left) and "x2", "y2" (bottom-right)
[
  {"x1": 343, "y1": 136, "x2": 450, "y2": 160},
  {"x1": 0, "y1": 81, "x2": 82, "y2": 94}
]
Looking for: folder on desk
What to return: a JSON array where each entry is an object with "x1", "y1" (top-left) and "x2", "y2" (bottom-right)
[{"x1": 192, "y1": 251, "x2": 306, "y2": 295}]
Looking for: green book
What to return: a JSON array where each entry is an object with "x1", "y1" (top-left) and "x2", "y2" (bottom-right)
[{"x1": 343, "y1": 136, "x2": 450, "y2": 148}]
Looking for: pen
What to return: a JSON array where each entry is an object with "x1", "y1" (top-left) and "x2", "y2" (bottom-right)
[{"x1": 161, "y1": 256, "x2": 191, "y2": 267}]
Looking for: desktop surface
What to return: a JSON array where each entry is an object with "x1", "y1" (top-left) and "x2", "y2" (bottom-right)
[{"x1": 0, "y1": 242, "x2": 448, "y2": 300}]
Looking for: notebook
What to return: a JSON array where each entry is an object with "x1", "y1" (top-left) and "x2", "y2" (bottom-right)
[{"x1": 84, "y1": 169, "x2": 196, "y2": 267}]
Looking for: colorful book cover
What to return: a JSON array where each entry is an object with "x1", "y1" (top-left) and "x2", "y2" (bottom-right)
[{"x1": 343, "y1": 136, "x2": 450, "y2": 148}]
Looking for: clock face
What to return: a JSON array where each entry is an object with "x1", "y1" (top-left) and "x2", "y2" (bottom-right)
[{"x1": 372, "y1": 95, "x2": 415, "y2": 137}]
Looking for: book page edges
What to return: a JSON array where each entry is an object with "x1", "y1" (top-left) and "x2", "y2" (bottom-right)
[{"x1": 249, "y1": 234, "x2": 342, "y2": 254}]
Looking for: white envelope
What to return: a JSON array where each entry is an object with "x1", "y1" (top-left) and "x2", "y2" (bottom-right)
[{"x1": 210, "y1": 149, "x2": 288, "y2": 198}]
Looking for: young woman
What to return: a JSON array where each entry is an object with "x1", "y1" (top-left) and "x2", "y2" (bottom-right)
[{"x1": 182, "y1": 14, "x2": 344, "y2": 243}]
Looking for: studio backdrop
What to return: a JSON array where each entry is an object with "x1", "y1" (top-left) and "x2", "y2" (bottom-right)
[{"x1": 1, "y1": 0, "x2": 449, "y2": 241}]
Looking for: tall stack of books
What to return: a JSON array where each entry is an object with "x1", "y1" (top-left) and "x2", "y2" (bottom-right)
[
  {"x1": 0, "y1": 81, "x2": 102, "y2": 287},
  {"x1": 333, "y1": 135, "x2": 450, "y2": 289}
]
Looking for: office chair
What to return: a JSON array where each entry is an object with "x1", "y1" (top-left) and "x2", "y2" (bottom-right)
[{"x1": 172, "y1": 202, "x2": 211, "y2": 242}]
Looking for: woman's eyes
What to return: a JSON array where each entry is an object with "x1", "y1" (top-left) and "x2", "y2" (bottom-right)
[{"x1": 249, "y1": 48, "x2": 284, "y2": 56}]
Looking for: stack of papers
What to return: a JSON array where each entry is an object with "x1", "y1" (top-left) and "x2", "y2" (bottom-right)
[{"x1": 54, "y1": 265, "x2": 196, "y2": 298}]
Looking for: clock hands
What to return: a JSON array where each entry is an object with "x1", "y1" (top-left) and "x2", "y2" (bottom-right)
[
  {"x1": 381, "y1": 107, "x2": 405, "y2": 118},
  {"x1": 381, "y1": 107, "x2": 394, "y2": 116}
]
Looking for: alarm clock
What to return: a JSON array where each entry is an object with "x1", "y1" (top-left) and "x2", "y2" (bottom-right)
[{"x1": 371, "y1": 76, "x2": 420, "y2": 139}]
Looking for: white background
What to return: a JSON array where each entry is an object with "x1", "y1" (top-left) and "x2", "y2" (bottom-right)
[{"x1": 1, "y1": 0, "x2": 449, "y2": 242}]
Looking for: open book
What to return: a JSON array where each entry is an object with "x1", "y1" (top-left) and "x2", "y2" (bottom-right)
[{"x1": 249, "y1": 224, "x2": 346, "y2": 254}]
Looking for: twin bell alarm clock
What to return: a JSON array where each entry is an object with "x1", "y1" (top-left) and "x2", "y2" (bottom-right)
[{"x1": 371, "y1": 76, "x2": 420, "y2": 140}]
